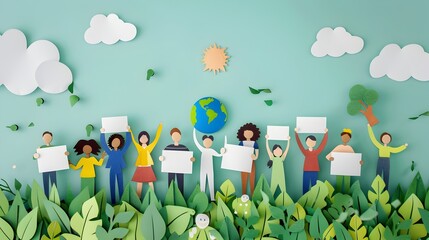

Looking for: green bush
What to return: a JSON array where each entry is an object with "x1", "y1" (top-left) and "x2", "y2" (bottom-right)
[{"x1": 1, "y1": 173, "x2": 429, "y2": 240}]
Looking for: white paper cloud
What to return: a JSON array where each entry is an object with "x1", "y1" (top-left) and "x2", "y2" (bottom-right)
[
  {"x1": 370, "y1": 44, "x2": 429, "y2": 81},
  {"x1": 0, "y1": 29, "x2": 73, "y2": 95},
  {"x1": 311, "y1": 27, "x2": 364, "y2": 57},
  {"x1": 84, "y1": 13, "x2": 137, "y2": 45}
]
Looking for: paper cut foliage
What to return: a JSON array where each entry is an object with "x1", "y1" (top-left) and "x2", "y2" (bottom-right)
[
  {"x1": 84, "y1": 13, "x2": 137, "y2": 45},
  {"x1": 370, "y1": 44, "x2": 429, "y2": 81},
  {"x1": 202, "y1": 44, "x2": 229, "y2": 74},
  {"x1": 0, "y1": 29, "x2": 73, "y2": 95},
  {"x1": 311, "y1": 27, "x2": 364, "y2": 57}
]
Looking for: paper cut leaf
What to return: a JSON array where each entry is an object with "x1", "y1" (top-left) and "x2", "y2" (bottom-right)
[
  {"x1": 411, "y1": 161, "x2": 415, "y2": 171},
  {"x1": 17, "y1": 207, "x2": 38, "y2": 240},
  {"x1": 36, "y1": 98, "x2": 44, "y2": 106},
  {"x1": 368, "y1": 175, "x2": 391, "y2": 217},
  {"x1": 409, "y1": 111, "x2": 429, "y2": 120},
  {"x1": 311, "y1": 27, "x2": 364, "y2": 57},
  {"x1": 68, "y1": 82, "x2": 74, "y2": 94},
  {"x1": 264, "y1": 100, "x2": 273, "y2": 106},
  {"x1": 146, "y1": 69, "x2": 155, "y2": 80},
  {"x1": 0, "y1": 217, "x2": 14, "y2": 240},
  {"x1": 84, "y1": 14, "x2": 137, "y2": 45},
  {"x1": 249, "y1": 87, "x2": 260, "y2": 94},
  {"x1": 298, "y1": 180, "x2": 328, "y2": 209},
  {"x1": 215, "y1": 179, "x2": 236, "y2": 204},
  {"x1": 44, "y1": 221, "x2": 61, "y2": 240},
  {"x1": 44, "y1": 200, "x2": 71, "y2": 233},
  {"x1": 309, "y1": 208, "x2": 329, "y2": 239},
  {"x1": 202, "y1": 44, "x2": 229, "y2": 74},
  {"x1": 28, "y1": 122, "x2": 35, "y2": 127},
  {"x1": 398, "y1": 194, "x2": 427, "y2": 239},
  {"x1": 5, "y1": 192, "x2": 27, "y2": 229},
  {"x1": 0, "y1": 29, "x2": 73, "y2": 95},
  {"x1": 164, "y1": 205, "x2": 195, "y2": 235},
  {"x1": 86, "y1": 124, "x2": 94, "y2": 137},
  {"x1": 66, "y1": 197, "x2": 102, "y2": 240},
  {"x1": 69, "y1": 95, "x2": 80, "y2": 107},
  {"x1": 6, "y1": 125, "x2": 19, "y2": 131},
  {"x1": 370, "y1": 44, "x2": 429, "y2": 81},
  {"x1": 141, "y1": 203, "x2": 165, "y2": 240}
]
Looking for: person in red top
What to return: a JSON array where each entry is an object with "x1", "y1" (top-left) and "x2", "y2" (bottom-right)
[{"x1": 295, "y1": 128, "x2": 328, "y2": 193}]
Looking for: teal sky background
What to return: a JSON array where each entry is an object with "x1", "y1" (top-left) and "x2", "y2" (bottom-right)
[{"x1": 1, "y1": 0, "x2": 429, "y2": 201}]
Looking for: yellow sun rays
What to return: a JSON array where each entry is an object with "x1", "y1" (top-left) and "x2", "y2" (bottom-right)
[{"x1": 202, "y1": 44, "x2": 229, "y2": 74}]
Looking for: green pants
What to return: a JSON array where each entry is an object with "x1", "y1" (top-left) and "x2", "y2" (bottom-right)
[
  {"x1": 336, "y1": 176, "x2": 351, "y2": 193},
  {"x1": 81, "y1": 178, "x2": 95, "y2": 196}
]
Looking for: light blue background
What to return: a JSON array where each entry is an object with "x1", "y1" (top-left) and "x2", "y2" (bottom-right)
[{"x1": 1, "y1": 0, "x2": 429, "y2": 201}]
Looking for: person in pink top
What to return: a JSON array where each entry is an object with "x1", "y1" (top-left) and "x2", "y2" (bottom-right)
[{"x1": 295, "y1": 127, "x2": 328, "y2": 193}]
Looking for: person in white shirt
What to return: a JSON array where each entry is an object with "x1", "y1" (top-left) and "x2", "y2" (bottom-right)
[{"x1": 193, "y1": 129, "x2": 225, "y2": 201}]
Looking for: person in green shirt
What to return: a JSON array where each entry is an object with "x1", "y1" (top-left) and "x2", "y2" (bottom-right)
[
  {"x1": 367, "y1": 124, "x2": 408, "y2": 188},
  {"x1": 265, "y1": 134, "x2": 291, "y2": 194}
]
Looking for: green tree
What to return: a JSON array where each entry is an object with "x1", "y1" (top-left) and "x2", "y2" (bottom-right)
[{"x1": 347, "y1": 84, "x2": 379, "y2": 126}]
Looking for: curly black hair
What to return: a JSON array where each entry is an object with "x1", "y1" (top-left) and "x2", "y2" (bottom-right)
[
  {"x1": 74, "y1": 139, "x2": 101, "y2": 155},
  {"x1": 108, "y1": 134, "x2": 125, "y2": 149},
  {"x1": 236, "y1": 123, "x2": 260, "y2": 141}
]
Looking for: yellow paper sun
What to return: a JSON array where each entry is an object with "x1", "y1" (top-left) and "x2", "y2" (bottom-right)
[{"x1": 202, "y1": 44, "x2": 229, "y2": 74}]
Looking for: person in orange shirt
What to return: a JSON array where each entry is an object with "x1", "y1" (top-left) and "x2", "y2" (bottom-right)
[
  {"x1": 129, "y1": 124, "x2": 162, "y2": 197},
  {"x1": 69, "y1": 139, "x2": 106, "y2": 196}
]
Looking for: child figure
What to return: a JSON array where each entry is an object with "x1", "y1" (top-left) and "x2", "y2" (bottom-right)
[
  {"x1": 69, "y1": 139, "x2": 106, "y2": 196},
  {"x1": 193, "y1": 128, "x2": 225, "y2": 201},
  {"x1": 265, "y1": 134, "x2": 291, "y2": 194}
]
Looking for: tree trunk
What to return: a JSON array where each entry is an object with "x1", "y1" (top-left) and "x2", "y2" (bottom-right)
[{"x1": 362, "y1": 105, "x2": 379, "y2": 126}]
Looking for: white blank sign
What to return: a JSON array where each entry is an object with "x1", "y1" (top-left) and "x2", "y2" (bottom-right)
[
  {"x1": 330, "y1": 152, "x2": 362, "y2": 176},
  {"x1": 296, "y1": 117, "x2": 327, "y2": 133},
  {"x1": 161, "y1": 150, "x2": 193, "y2": 174},
  {"x1": 221, "y1": 137, "x2": 254, "y2": 173},
  {"x1": 102, "y1": 116, "x2": 128, "y2": 133},
  {"x1": 37, "y1": 145, "x2": 69, "y2": 173},
  {"x1": 267, "y1": 126, "x2": 289, "y2": 140}
]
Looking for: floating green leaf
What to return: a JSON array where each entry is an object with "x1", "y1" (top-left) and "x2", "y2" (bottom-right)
[
  {"x1": 264, "y1": 100, "x2": 273, "y2": 106},
  {"x1": 411, "y1": 161, "x2": 415, "y2": 171},
  {"x1": 17, "y1": 207, "x2": 38, "y2": 240},
  {"x1": 249, "y1": 87, "x2": 260, "y2": 94},
  {"x1": 28, "y1": 122, "x2": 35, "y2": 127},
  {"x1": 69, "y1": 95, "x2": 80, "y2": 107},
  {"x1": 36, "y1": 98, "x2": 44, "y2": 106},
  {"x1": 85, "y1": 124, "x2": 94, "y2": 137},
  {"x1": 141, "y1": 203, "x2": 166, "y2": 240},
  {"x1": 68, "y1": 82, "x2": 74, "y2": 94},
  {"x1": 146, "y1": 69, "x2": 155, "y2": 80},
  {"x1": 409, "y1": 111, "x2": 429, "y2": 120},
  {"x1": 6, "y1": 124, "x2": 19, "y2": 131}
]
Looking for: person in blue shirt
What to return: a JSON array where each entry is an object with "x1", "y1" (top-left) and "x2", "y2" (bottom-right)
[{"x1": 100, "y1": 128, "x2": 131, "y2": 204}]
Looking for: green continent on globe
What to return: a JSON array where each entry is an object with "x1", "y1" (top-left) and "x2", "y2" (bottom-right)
[
  {"x1": 191, "y1": 105, "x2": 197, "y2": 125},
  {"x1": 220, "y1": 103, "x2": 227, "y2": 122},
  {"x1": 199, "y1": 97, "x2": 214, "y2": 110},
  {"x1": 206, "y1": 109, "x2": 218, "y2": 124}
]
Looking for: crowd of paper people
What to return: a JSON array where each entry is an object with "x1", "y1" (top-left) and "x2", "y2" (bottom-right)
[{"x1": 32, "y1": 116, "x2": 408, "y2": 203}]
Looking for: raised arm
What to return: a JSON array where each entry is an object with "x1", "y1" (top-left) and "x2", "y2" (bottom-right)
[
  {"x1": 93, "y1": 153, "x2": 106, "y2": 166},
  {"x1": 294, "y1": 130, "x2": 306, "y2": 154},
  {"x1": 265, "y1": 135, "x2": 274, "y2": 160},
  {"x1": 99, "y1": 133, "x2": 112, "y2": 154},
  {"x1": 147, "y1": 123, "x2": 163, "y2": 152},
  {"x1": 193, "y1": 128, "x2": 204, "y2": 152},
  {"x1": 129, "y1": 128, "x2": 141, "y2": 150},
  {"x1": 367, "y1": 124, "x2": 383, "y2": 149},
  {"x1": 121, "y1": 132, "x2": 132, "y2": 151},
  {"x1": 315, "y1": 130, "x2": 328, "y2": 154},
  {"x1": 281, "y1": 136, "x2": 291, "y2": 160}
]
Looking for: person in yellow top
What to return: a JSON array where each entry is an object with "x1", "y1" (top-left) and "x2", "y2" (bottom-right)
[
  {"x1": 129, "y1": 124, "x2": 162, "y2": 197},
  {"x1": 69, "y1": 139, "x2": 106, "y2": 196},
  {"x1": 367, "y1": 124, "x2": 408, "y2": 188}
]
